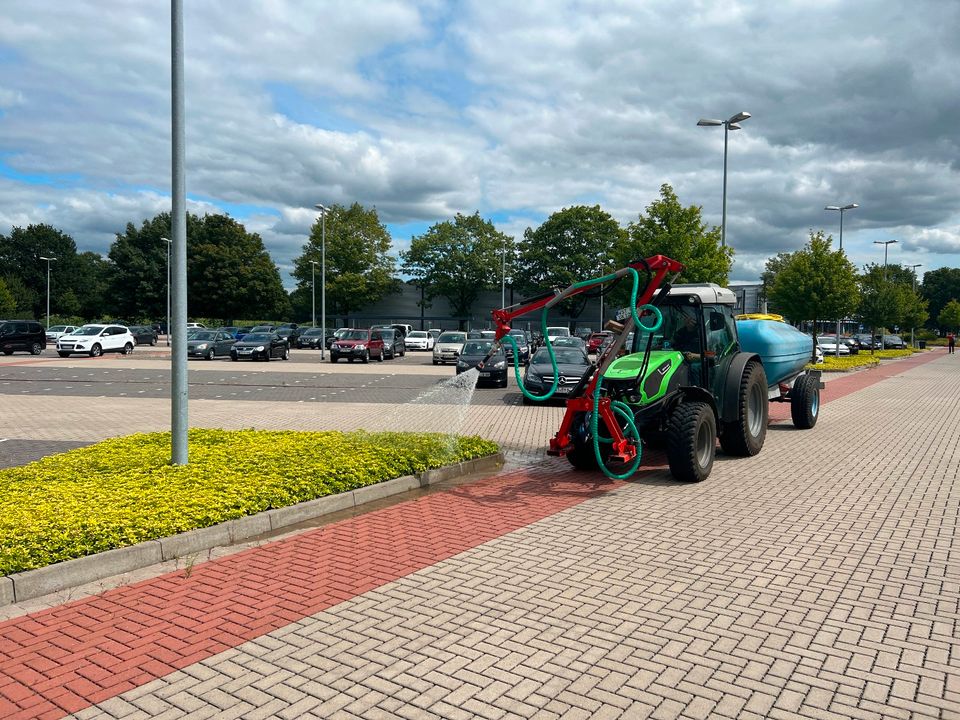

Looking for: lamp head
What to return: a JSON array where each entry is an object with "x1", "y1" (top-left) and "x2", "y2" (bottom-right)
[
  {"x1": 697, "y1": 119, "x2": 723, "y2": 127},
  {"x1": 728, "y1": 111, "x2": 751, "y2": 124},
  {"x1": 842, "y1": 203, "x2": 859, "y2": 210},
  {"x1": 728, "y1": 123, "x2": 741, "y2": 131},
  {"x1": 40, "y1": 256, "x2": 57, "y2": 261},
  {"x1": 314, "y1": 203, "x2": 327, "y2": 212}
]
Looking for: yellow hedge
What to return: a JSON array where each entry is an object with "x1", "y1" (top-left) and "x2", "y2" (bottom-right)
[{"x1": 0, "y1": 429, "x2": 499, "y2": 576}]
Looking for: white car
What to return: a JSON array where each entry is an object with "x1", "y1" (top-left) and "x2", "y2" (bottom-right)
[
  {"x1": 57, "y1": 324, "x2": 136, "y2": 357},
  {"x1": 186, "y1": 322, "x2": 206, "y2": 329},
  {"x1": 405, "y1": 330, "x2": 435, "y2": 350},
  {"x1": 817, "y1": 336, "x2": 850, "y2": 355},
  {"x1": 432, "y1": 331, "x2": 467, "y2": 365},
  {"x1": 45, "y1": 325, "x2": 78, "y2": 343},
  {"x1": 546, "y1": 326, "x2": 571, "y2": 339}
]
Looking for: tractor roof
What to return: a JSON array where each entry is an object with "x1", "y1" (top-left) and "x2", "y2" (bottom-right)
[{"x1": 665, "y1": 283, "x2": 737, "y2": 306}]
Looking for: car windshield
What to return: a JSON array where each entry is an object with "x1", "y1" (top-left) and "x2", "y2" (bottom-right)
[
  {"x1": 408, "y1": 331, "x2": 427, "y2": 339},
  {"x1": 243, "y1": 333, "x2": 271, "y2": 342},
  {"x1": 438, "y1": 332, "x2": 465, "y2": 343},
  {"x1": 552, "y1": 337, "x2": 584, "y2": 347},
  {"x1": 74, "y1": 326, "x2": 104, "y2": 336},
  {"x1": 251, "y1": 326, "x2": 272, "y2": 332},
  {"x1": 818, "y1": 337, "x2": 835, "y2": 344},
  {"x1": 192, "y1": 331, "x2": 217, "y2": 341},
  {"x1": 49, "y1": 325, "x2": 67, "y2": 332},
  {"x1": 546, "y1": 328, "x2": 570, "y2": 337},
  {"x1": 462, "y1": 340, "x2": 493, "y2": 354},
  {"x1": 303, "y1": 328, "x2": 323, "y2": 335},
  {"x1": 342, "y1": 330, "x2": 370, "y2": 340},
  {"x1": 533, "y1": 349, "x2": 588, "y2": 365}
]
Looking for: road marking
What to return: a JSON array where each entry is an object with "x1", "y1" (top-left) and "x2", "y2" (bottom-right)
[{"x1": 0, "y1": 438, "x2": 7, "y2": 443}]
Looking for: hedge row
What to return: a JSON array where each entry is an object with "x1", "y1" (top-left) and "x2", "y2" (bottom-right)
[{"x1": 0, "y1": 429, "x2": 499, "y2": 576}]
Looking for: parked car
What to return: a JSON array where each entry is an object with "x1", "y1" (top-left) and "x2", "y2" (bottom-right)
[
  {"x1": 229, "y1": 332, "x2": 289, "y2": 361},
  {"x1": 129, "y1": 325, "x2": 159, "y2": 346},
  {"x1": 433, "y1": 331, "x2": 467, "y2": 365},
  {"x1": 235, "y1": 326, "x2": 254, "y2": 340},
  {"x1": 405, "y1": 330, "x2": 435, "y2": 350},
  {"x1": 551, "y1": 335, "x2": 588, "y2": 354},
  {"x1": 0, "y1": 320, "x2": 47, "y2": 355},
  {"x1": 391, "y1": 323, "x2": 413, "y2": 337},
  {"x1": 250, "y1": 325, "x2": 275, "y2": 333},
  {"x1": 882, "y1": 334, "x2": 907, "y2": 349},
  {"x1": 456, "y1": 340, "x2": 508, "y2": 388},
  {"x1": 297, "y1": 327, "x2": 327, "y2": 348},
  {"x1": 187, "y1": 330, "x2": 236, "y2": 360},
  {"x1": 587, "y1": 331, "x2": 613, "y2": 353},
  {"x1": 217, "y1": 326, "x2": 241, "y2": 339},
  {"x1": 522, "y1": 347, "x2": 593, "y2": 404},
  {"x1": 427, "y1": 329, "x2": 442, "y2": 341},
  {"x1": 186, "y1": 322, "x2": 206, "y2": 330},
  {"x1": 330, "y1": 328, "x2": 384, "y2": 363},
  {"x1": 502, "y1": 328, "x2": 530, "y2": 366},
  {"x1": 817, "y1": 336, "x2": 850, "y2": 355},
  {"x1": 854, "y1": 333, "x2": 882, "y2": 350},
  {"x1": 379, "y1": 328, "x2": 406, "y2": 359},
  {"x1": 276, "y1": 324, "x2": 301, "y2": 346},
  {"x1": 45, "y1": 325, "x2": 78, "y2": 343},
  {"x1": 839, "y1": 336, "x2": 860, "y2": 354},
  {"x1": 56, "y1": 324, "x2": 134, "y2": 357},
  {"x1": 326, "y1": 327, "x2": 352, "y2": 350},
  {"x1": 576, "y1": 327, "x2": 593, "y2": 340},
  {"x1": 546, "y1": 326, "x2": 571, "y2": 339}
]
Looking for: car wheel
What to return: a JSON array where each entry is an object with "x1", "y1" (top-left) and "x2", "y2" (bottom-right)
[
  {"x1": 361, "y1": 350, "x2": 369, "y2": 364},
  {"x1": 282, "y1": 347, "x2": 289, "y2": 360},
  {"x1": 150, "y1": 338, "x2": 157, "y2": 346},
  {"x1": 719, "y1": 361, "x2": 768, "y2": 457},
  {"x1": 666, "y1": 401, "x2": 716, "y2": 482},
  {"x1": 90, "y1": 344, "x2": 102, "y2": 358},
  {"x1": 348, "y1": 357, "x2": 354, "y2": 363},
  {"x1": 30, "y1": 342, "x2": 43, "y2": 355},
  {"x1": 432, "y1": 359, "x2": 439, "y2": 365},
  {"x1": 206, "y1": 348, "x2": 215, "y2": 361},
  {"x1": 58, "y1": 351, "x2": 70, "y2": 358},
  {"x1": 123, "y1": 342, "x2": 134, "y2": 355},
  {"x1": 231, "y1": 354, "x2": 238, "y2": 361},
  {"x1": 263, "y1": 351, "x2": 271, "y2": 362},
  {"x1": 376, "y1": 352, "x2": 383, "y2": 362},
  {"x1": 330, "y1": 356, "x2": 338, "y2": 363}
]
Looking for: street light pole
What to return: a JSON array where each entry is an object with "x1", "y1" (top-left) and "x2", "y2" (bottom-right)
[
  {"x1": 309, "y1": 260, "x2": 318, "y2": 328},
  {"x1": 39, "y1": 256, "x2": 56, "y2": 328},
  {"x1": 909, "y1": 263, "x2": 922, "y2": 348},
  {"x1": 314, "y1": 204, "x2": 328, "y2": 360},
  {"x1": 170, "y1": 0, "x2": 188, "y2": 464},
  {"x1": 697, "y1": 111, "x2": 751, "y2": 248},
  {"x1": 825, "y1": 203, "x2": 858, "y2": 356},
  {"x1": 873, "y1": 239, "x2": 899, "y2": 345},
  {"x1": 162, "y1": 237, "x2": 171, "y2": 346}
]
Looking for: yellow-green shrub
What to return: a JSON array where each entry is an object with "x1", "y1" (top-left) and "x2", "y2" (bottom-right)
[
  {"x1": 0, "y1": 429, "x2": 499, "y2": 576},
  {"x1": 806, "y1": 355, "x2": 881, "y2": 371}
]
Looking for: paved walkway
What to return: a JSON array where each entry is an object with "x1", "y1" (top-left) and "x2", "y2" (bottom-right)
[{"x1": 1, "y1": 351, "x2": 958, "y2": 719}]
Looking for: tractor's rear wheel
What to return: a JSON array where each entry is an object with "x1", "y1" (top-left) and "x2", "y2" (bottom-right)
[
  {"x1": 791, "y1": 374, "x2": 820, "y2": 429},
  {"x1": 666, "y1": 401, "x2": 716, "y2": 482},
  {"x1": 720, "y1": 361, "x2": 768, "y2": 456}
]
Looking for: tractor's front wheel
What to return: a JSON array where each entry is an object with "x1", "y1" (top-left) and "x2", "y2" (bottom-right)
[
  {"x1": 720, "y1": 361, "x2": 768, "y2": 456},
  {"x1": 791, "y1": 374, "x2": 820, "y2": 429},
  {"x1": 666, "y1": 401, "x2": 716, "y2": 482}
]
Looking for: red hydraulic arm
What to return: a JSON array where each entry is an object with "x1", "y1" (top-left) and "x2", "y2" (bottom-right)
[{"x1": 491, "y1": 255, "x2": 684, "y2": 464}]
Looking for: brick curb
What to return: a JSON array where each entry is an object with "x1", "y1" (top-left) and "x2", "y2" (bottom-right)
[{"x1": 1, "y1": 452, "x2": 504, "y2": 606}]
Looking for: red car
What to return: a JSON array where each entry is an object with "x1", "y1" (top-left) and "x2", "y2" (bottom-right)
[
  {"x1": 329, "y1": 328, "x2": 385, "y2": 363},
  {"x1": 587, "y1": 332, "x2": 612, "y2": 353}
]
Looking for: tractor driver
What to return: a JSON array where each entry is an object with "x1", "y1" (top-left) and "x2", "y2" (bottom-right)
[{"x1": 670, "y1": 306, "x2": 702, "y2": 363}]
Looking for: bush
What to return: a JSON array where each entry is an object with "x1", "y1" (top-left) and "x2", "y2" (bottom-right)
[
  {"x1": 0, "y1": 429, "x2": 499, "y2": 576},
  {"x1": 807, "y1": 355, "x2": 881, "y2": 372}
]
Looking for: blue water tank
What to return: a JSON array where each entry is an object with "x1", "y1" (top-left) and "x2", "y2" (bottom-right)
[{"x1": 736, "y1": 319, "x2": 813, "y2": 386}]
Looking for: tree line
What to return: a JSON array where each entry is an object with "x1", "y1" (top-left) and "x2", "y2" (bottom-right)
[{"x1": 2, "y1": 184, "x2": 960, "y2": 335}]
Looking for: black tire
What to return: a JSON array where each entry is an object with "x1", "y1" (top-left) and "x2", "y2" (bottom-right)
[
  {"x1": 432, "y1": 359, "x2": 438, "y2": 365},
  {"x1": 666, "y1": 401, "x2": 716, "y2": 482},
  {"x1": 30, "y1": 342, "x2": 43, "y2": 355},
  {"x1": 330, "y1": 356, "x2": 338, "y2": 363},
  {"x1": 282, "y1": 347, "x2": 289, "y2": 360},
  {"x1": 348, "y1": 358, "x2": 354, "y2": 363},
  {"x1": 58, "y1": 351, "x2": 70, "y2": 358},
  {"x1": 150, "y1": 338, "x2": 157, "y2": 346},
  {"x1": 499, "y1": 374, "x2": 508, "y2": 388},
  {"x1": 123, "y1": 342, "x2": 134, "y2": 355},
  {"x1": 90, "y1": 344, "x2": 102, "y2": 358},
  {"x1": 566, "y1": 412, "x2": 614, "y2": 471},
  {"x1": 206, "y1": 348, "x2": 215, "y2": 361},
  {"x1": 720, "y1": 361, "x2": 768, "y2": 457},
  {"x1": 791, "y1": 374, "x2": 820, "y2": 429},
  {"x1": 231, "y1": 354, "x2": 238, "y2": 361},
  {"x1": 263, "y1": 351, "x2": 271, "y2": 362},
  {"x1": 2, "y1": 350, "x2": 12, "y2": 355},
  {"x1": 376, "y1": 352, "x2": 383, "y2": 362},
  {"x1": 361, "y1": 350, "x2": 369, "y2": 364}
]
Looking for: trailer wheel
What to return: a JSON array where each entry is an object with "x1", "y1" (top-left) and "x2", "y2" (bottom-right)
[
  {"x1": 666, "y1": 401, "x2": 716, "y2": 482},
  {"x1": 720, "y1": 361, "x2": 768, "y2": 456},
  {"x1": 791, "y1": 374, "x2": 820, "y2": 429},
  {"x1": 566, "y1": 412, "x2": 611, "y2": 471}
]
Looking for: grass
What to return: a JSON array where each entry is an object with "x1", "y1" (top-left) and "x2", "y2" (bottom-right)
[{"x1": 0, "y1": 429, "x2": 499, "y2": 576}]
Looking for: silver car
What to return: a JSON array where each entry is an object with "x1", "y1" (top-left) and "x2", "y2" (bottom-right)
[{"x1": 432, "y1": 331, "x2": 466, "y2": 365}]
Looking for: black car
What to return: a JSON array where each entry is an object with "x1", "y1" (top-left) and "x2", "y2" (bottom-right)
[
  {"x1": 0, "y1": 320, "x2": 46, "y2": 355},
  {"x1": 379, "y1": 328, "x2": 406, "y2": 359},
  {"x1": 230, "y1": 332, "x2": 289, "y2": 361},
  {"x1": 129, "y1": 325, "x2": 159, "y2": 346},
  {"x1": 522, "y1": 347, "x2": 593, "y2": 404},
  {"x1": 276, "y1": 324, "x2": 301, "y2": 346},
  {"x1": 297, "y1": 327, "x2": 326, "y2": 348},
  {"x1": 456, "y1": 340, "x2": 508, "y2": 387},
  {"x1": 854, "y1": 333, "x2": 881, "y2": 350},
  {"x1": 188, "y1": 330, "x2": 236, "y2": 360},
  {"x1": 502, "y1": 329, "x2": 531, "y2": 366},
  {"x1": 882, "y1": 334, "x2": 907, "y2": 349}
]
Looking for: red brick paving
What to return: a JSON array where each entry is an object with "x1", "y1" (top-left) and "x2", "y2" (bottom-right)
[{"x1": 0, "y1": 352, "x2": 941, "y2": 719}]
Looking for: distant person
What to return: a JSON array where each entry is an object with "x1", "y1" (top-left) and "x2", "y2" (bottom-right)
[{"x1": 949, "y1": 333, "x2": 955, "y2": 354}]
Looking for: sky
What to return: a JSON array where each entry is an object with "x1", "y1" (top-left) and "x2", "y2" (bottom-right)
[{"x1": 1, "y1": 0, "x2": 958, "y2": 289}]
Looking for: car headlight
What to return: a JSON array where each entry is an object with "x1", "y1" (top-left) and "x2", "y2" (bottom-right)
[
  {"x1": 256, "y1": 345, "x2": 265, "y2": 351},
  {"x1": 526, "y1": 370, "x2": 542, "y2": 383},
  {"x1": 494, "y1": 360, "x2": 506, "y2": 369},
  {"x1": 356, "y1": 344, "x2": 366, "y2": 350},
  {"x1": 196, "y1": 343, "x2": 208, "y2": 350},
  {"x1": 457, "y1": 360, "x2": 469, "y2": 368}
]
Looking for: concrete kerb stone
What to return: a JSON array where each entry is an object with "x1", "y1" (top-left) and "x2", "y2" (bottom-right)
[{"x1": 1, "y1": 452, "x2": 504, "y2": 607}]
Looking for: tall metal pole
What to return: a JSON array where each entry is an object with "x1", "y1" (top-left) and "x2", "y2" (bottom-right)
[
  {"x1": 321, "y1": 209, "x2": 326, "y2": 360},
  {"x1": 309, "y1": 260, "x2": 318, "y2": 328},
  {"x1": 826, "y1": 204, "x2": 857, "y2": 357},
  {"x1": 721, "y1": 123, "x2": 729, "y2": 248},
  {"x1": 170, "y1": 0, "x2": 188, "y2": 464},
  {"x1": 909, "y1": 264, "x2": 922, "y2": 349},
  {"x1": 162, "y1": 237, "x2": 171, "y2": 346},
  {"x1": 40, "y1": 257, "x2": 56, "y2": 328}
]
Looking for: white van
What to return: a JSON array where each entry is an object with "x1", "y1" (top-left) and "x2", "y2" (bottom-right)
[{"x1": 546, "y1": 326, "x2": 570, "y2": 339}]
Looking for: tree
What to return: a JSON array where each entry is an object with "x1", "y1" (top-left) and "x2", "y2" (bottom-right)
[
  {"x1": 187, "y1": 214, "x2": 289, "y2": 321},
  {"x1": 858, "y1": 279, "x2": 900, "y2": 352},
  {"x1": 920, "y1": 268, "x2": 960, "y2": 331},
  {"x1": 514, "y1": 205, "x2": 625, "y2": 318},
  {"x1": 767, "y1": 231, "x2": 860, "y2": 359},
  {"x1": 939, "y1": 299, "x2": 960, "y2": 333},
  {"x1": 292, "y1": 203, "x2": 398, "y2": 323},
  {"x1": 402, "y1": 212, "x2": 511, "y2": 325},
  {"x1": 0, "y1": 277, "x2": 15, "y2": 317},
  {"x1": 0, "y1": 275, "x2": 36, "y2": 316},
  {"x1": 615, "y1": 184, "x2": 733, "y2": 285},
  {"x1": 760, "y1": 252, "x2": 793, "y2": 315},
  {"x1": 859, "y1": 263, "x2": 928, "y2": 332},
  {"x1": 0, "y1": 224, "x2": 83, "y2": 319},
  {"x1": 74, "y1": 252, "x2": 110, "y2": 320}
]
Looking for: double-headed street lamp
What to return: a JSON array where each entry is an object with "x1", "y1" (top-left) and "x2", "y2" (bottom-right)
[
  {"x1": 909, "y1": 263, "x2": 923, "y2": 348},
  {"x1": 825, "y1": 203, "x2": 858, "y2": 355},
  {"x1": 309, "y1": 260, "x2": 319, "y2": 329},
  {"x1": 314, "y1": 204, "x2": 328, "y2": 360},
  {"x1": 874, "y1": 239, "x2": 898, "y2": 277},
  {"x1": 161, "y1": 237, "x2": 172, "y2": 346},
  {"x1": 39, "y1": 256, "x2": 56, "y2": 328},
  {"x1": 697, "y1": 111, "x2": 752, "y2": 248}
]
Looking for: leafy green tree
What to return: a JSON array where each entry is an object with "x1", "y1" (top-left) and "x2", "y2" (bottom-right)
[
  {"x1": 615, "y1": 184, "x2": 733, "y2": 285},
  {"x1": 402, "y1": 212, "x2": 512, "y2": 325},
  {"x1": 0, "y1": 277, "x2": 15, "y2": 317},
  {"x1": 760, "y1": 252, "x2": 793, "y2": 315},
  {"x1": 292, "y1": 203, "x2": 398, "y2": 323},
  {"x1": 74, "y1": 252, "x2": 110, "y2": 320},
  {"x1": 0, "y1": 224, "x2": 84, "y2": 319},
  {"x1": 857, "y1": 275, "x2": 901, "y2": 352},
  {"x1": 860, "y1": 263, "x2": 929, "y2": 332},
  {"x1": 768, "y1": 231, "x2": 860, "y2": 359},
  {"x1": 939, "y1": 299, "x2": 960, "y2": 333},
  {"x1": 920, "y1": 267, "x2": 960, "y2": 330},
  {"x1": 0, "y1": 275, "x2": 35, "y2": 316},
  {"x1": 513, "y1": 205, "x2": 625, "y2": 318}
]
